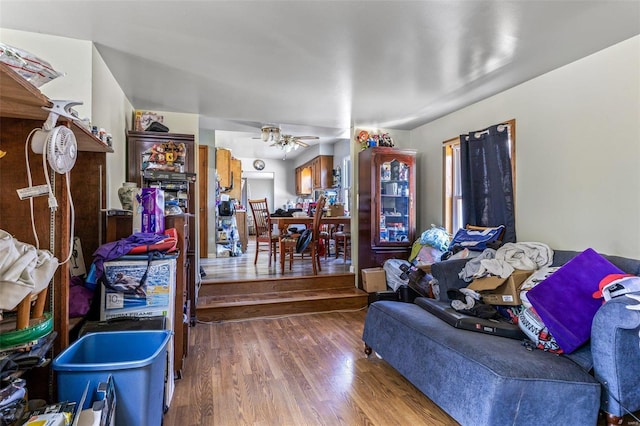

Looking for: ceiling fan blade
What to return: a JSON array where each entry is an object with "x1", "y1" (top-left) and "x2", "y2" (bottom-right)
[
  {"x1": 295, "y1": 140, "x2": 309, "y2": 147},
  {"x1": 293, "y1": 136, "x2": 319, "y2": 140}
]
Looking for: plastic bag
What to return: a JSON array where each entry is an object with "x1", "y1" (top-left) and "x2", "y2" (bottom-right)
[
  {"x1": 383, "y1": 259, "x2": 411, "y2": 292},
  {"x1": 419, "y1": 225, "x2": 450, "y2": 252},
  {"x1": 0, "y1": 43, "x2": 63, "y2": 87}
]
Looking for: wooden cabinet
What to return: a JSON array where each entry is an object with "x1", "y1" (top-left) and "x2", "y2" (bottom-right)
[
  {"x1": 164, "y1": 215, "x2": 190, "y2": 377},
  {"x1": 235, "y1": 210, "x2": 248, "y2": 252},
  {"x1": 312, "y1": 155, "x2": 333, "y2": 189},
  {"x1": 296, "y1": 155, "x2": 333, "y2": 195},
  {"x1": 296, "y1": 165, "x2": 312, "y2": 195},
  {"x1": 0, "y1": 63, "x2": 112, "y2": 373},
  {"x1": 106, "y1": 215, "x2": 191, "y2": 378},
  {"x1": 216, "y1": 148, "x2": 241, "y2": 201},
  {"x1": 216, "y1": 147, "x2": 232, "y2": 189},
  {"x1": 126, "y1": 131, "x2": 198, "y2": 326},
  {"x1": 228, "y1": 157, "x2": 242, "y2": 201},
  {"x1": 358, "y1": 147, "x2": 416, "y2": 285}
]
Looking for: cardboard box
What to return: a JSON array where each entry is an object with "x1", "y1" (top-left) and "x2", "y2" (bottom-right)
[
  {"x1": 361, "y1": 267, "x2": 388, "y2": 293},
  {"x1": 468, "y1": 269, "x2": 533, "y2": 306},
  {"x1": 328, "y1": 204, "x2": 345, "y2": 217},
  {"x1": 101, "y1": 256, "x2": 176, "y2": 316}
]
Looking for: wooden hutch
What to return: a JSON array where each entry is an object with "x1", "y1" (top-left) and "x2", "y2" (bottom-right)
[{"x1": 0, "y1": 62, "x2": 112, "y2": 365}]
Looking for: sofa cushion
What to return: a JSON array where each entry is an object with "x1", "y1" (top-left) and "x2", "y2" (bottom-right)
[
  {"x1": 430, "y1": 258, "x2": 472, "y2": 302},
  {"x1": 527, "y1": 248, "x2": 624, "y2": 353},
  {"x1": 553, "y1": 250, "x2": 640, "y2": 275}
]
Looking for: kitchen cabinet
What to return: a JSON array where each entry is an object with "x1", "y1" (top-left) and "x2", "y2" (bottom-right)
[
  {"x1": 216, "y1": 148, "x2": 241, "y2": 200},
  {"x1": 126, "y1": 131, "x2": 198, "y2": 326},
  {"x1": 296, "y1": 155, "x2": 333, "y2": 194},
  {"x1": 0, "y1": 62, "x2": 112, "y2": 399},
  {"x1": 236, "y1": 209, "x2": 248, "y2": 252},
  {"x1": 296, "y1": 166, "x2": 312, "y2": 195},
  {"x1": 216, "y1": 147, "x2": 232, "y2": 189},
  {"x1": 228, "y1": 157, "x2": 242, "y2": 201},
  {"x1": 358, "y1": 147, "x2": 416, "y2": 283},
  {"x1": 312, "y1": 155, "x2": 333, "y2": 189}
]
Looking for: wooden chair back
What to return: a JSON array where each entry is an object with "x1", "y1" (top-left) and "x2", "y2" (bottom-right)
[
  {"x1": 311, "y1": 196, "x2": 327, "y2": 244},
  {"x1": 248, "y1": 198, "x2": 273, "y2": 240}
]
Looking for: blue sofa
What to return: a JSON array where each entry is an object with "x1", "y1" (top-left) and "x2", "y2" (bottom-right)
[{"x1": 362, "y1": 250, "x2": 640, "y2": 426}]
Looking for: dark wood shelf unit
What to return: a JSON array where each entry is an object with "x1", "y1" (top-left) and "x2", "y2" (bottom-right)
[
  {"x1": 0, "y1": 63, "x2": 112, "y2": 401},
  {"x1": 126, "y1": 130, "x2": 198, "y2": 326},
  {"x1": 105, "y1": 214, "x2": 191, "y2": 377}
]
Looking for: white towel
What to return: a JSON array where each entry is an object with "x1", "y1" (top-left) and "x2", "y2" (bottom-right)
[
  {"x1": 475, "y1": 242, "x2": 553, "y2": 279},
  {"x1": 0, "y1": 229, "x2": 58, "y2": 310}
]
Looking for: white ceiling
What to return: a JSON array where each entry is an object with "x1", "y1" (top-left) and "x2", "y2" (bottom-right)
[{"x1": 1, "y1": 1, "x2": 638, "y2": 159}]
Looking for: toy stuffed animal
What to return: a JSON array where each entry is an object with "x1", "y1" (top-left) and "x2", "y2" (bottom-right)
[
  {"x1": 379, "y1": 133, "x2": 395, "y2": 147},
  {"x1": 356, "y1": 130, "x2": 369, "y2": 150}
]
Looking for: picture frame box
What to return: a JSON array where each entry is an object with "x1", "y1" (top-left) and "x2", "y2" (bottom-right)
[{"x1": 134, "y1": 110, "x2": 164, "y2": 131}]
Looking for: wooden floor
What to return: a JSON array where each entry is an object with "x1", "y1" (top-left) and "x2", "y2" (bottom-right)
[
  {"x1": 164, "y1": 309, "x2": 457, "y2": 426},
  {"x1": 201, "y1": 240, "x2": 352, "y2": 281},
  {"x1": 197, "y1": 241, "x2": 366, "y2": 322}
]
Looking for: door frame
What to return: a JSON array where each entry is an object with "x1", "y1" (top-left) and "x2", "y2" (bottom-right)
[{"x1": 198, "y1": 145, "x2": 209, "y2": 257}]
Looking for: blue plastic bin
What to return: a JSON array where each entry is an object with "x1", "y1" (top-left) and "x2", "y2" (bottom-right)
[{"x1": 53, "y1": 330, "x2": 171, "y2": 426}]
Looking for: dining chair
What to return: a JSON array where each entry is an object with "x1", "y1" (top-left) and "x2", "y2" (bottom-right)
[
  {"x1": 248, "y1": 198, "x2": 279, "y2": 267},
  {"x1": 279, "y1": 195, "x2": 326, "y2": 274},
  {"x1": 320, "y1": 224, "x2": 331, "y2": 259},
  {"x1": 334, "y1": 224, "x2": 351, "y2": 262}
]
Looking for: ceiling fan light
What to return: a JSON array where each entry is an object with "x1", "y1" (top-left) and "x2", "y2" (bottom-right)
[{"x1": 261, "y1": 125, "x2": 281, "y2": 143}]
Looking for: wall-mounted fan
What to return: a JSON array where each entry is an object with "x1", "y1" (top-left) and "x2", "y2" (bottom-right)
[
  {"x1": 31, "y1": 100, "x2": 81, "y2": 173},
  {"x1": 25, "y1": 100, "x2": 82, "y2": 264}
]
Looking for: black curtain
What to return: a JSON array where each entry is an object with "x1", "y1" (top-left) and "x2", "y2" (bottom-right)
[{"x1": 460, "y1": 123, "x2": 516, "y2": 243}]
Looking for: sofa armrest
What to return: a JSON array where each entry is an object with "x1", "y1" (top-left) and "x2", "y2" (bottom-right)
[
  {"x1": 591, "y1": 292, "x2": 640, "y2": 417},
  {"x1": 429, "y1": 258, "x2": 472, "y2": 302}
]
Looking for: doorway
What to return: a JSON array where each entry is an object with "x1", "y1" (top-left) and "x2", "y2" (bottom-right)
[{"x1": 244, "y1": 171, "x2": 275, "y2": 211}]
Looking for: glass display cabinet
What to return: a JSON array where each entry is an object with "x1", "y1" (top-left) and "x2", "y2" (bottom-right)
[{"x1": 358, "y1": 147, "x2": 417, "y2": 279}]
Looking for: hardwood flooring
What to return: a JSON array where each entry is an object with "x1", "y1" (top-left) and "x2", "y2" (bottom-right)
[
  {"x1": 200, "y1": 242, "x2": 352, "y2": 281},
  {"x1": 164, "y1": 309, "x2": 457, "y2": 426},
  {"x1": 197, "y1": 241, "x2": 366, "y2": 322}
]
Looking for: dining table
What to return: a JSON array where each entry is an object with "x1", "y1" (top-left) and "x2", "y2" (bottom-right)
[
  {"x1": 270, "y1": 215, "x2": 352, "y2": 272},
  {"x1": 270, "y1": 215, "x2": 351, "y2": 236}
]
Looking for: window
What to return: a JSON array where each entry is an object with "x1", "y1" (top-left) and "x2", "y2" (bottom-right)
[
  {"x1": 443, "y1": 119, "x2": 516, "y2": 235},
  {"x1": 342, "y1": 158, "x2": 351, "y2": 213}
]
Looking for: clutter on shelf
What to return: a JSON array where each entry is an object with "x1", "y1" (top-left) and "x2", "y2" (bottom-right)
[{"x1": 0, "y1": 43, "x2": 63, "y2": 88}]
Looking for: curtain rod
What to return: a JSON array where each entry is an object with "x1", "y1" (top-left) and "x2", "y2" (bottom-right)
[
  {"x1": 442, "y1": 122, "x2": 512, "y2": 145},
  {"x1": 465, "y1": 122, "x2": 510, "y2": 140}
]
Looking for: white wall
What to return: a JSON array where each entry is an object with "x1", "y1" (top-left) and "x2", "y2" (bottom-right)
[
  {"x1": 0, "y1": 28, "x2": 136, "y2": 211},
  {"x1": 410, "y1": 36, "x2": 640, "y2": 258},
  {"x1": 236, "y1": 156, "x2": 291, "y2": 210},
  {"x1": 200, "y1": 130, "x2": 217, "y2": 254},
  {"x1": 0, "y1": 29, "x2": 93, "y2": 119},
  {"x1": 154, "y1": 111, "x2": 200, "y2": 138},
  {"x1": 91, "y1": 45, "x2": 134, "y2": 209}
]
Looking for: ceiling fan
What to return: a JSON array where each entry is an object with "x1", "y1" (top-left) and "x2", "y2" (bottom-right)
[{"x1": 253, "y1": 126, "x2": 319, "y2": 153}]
